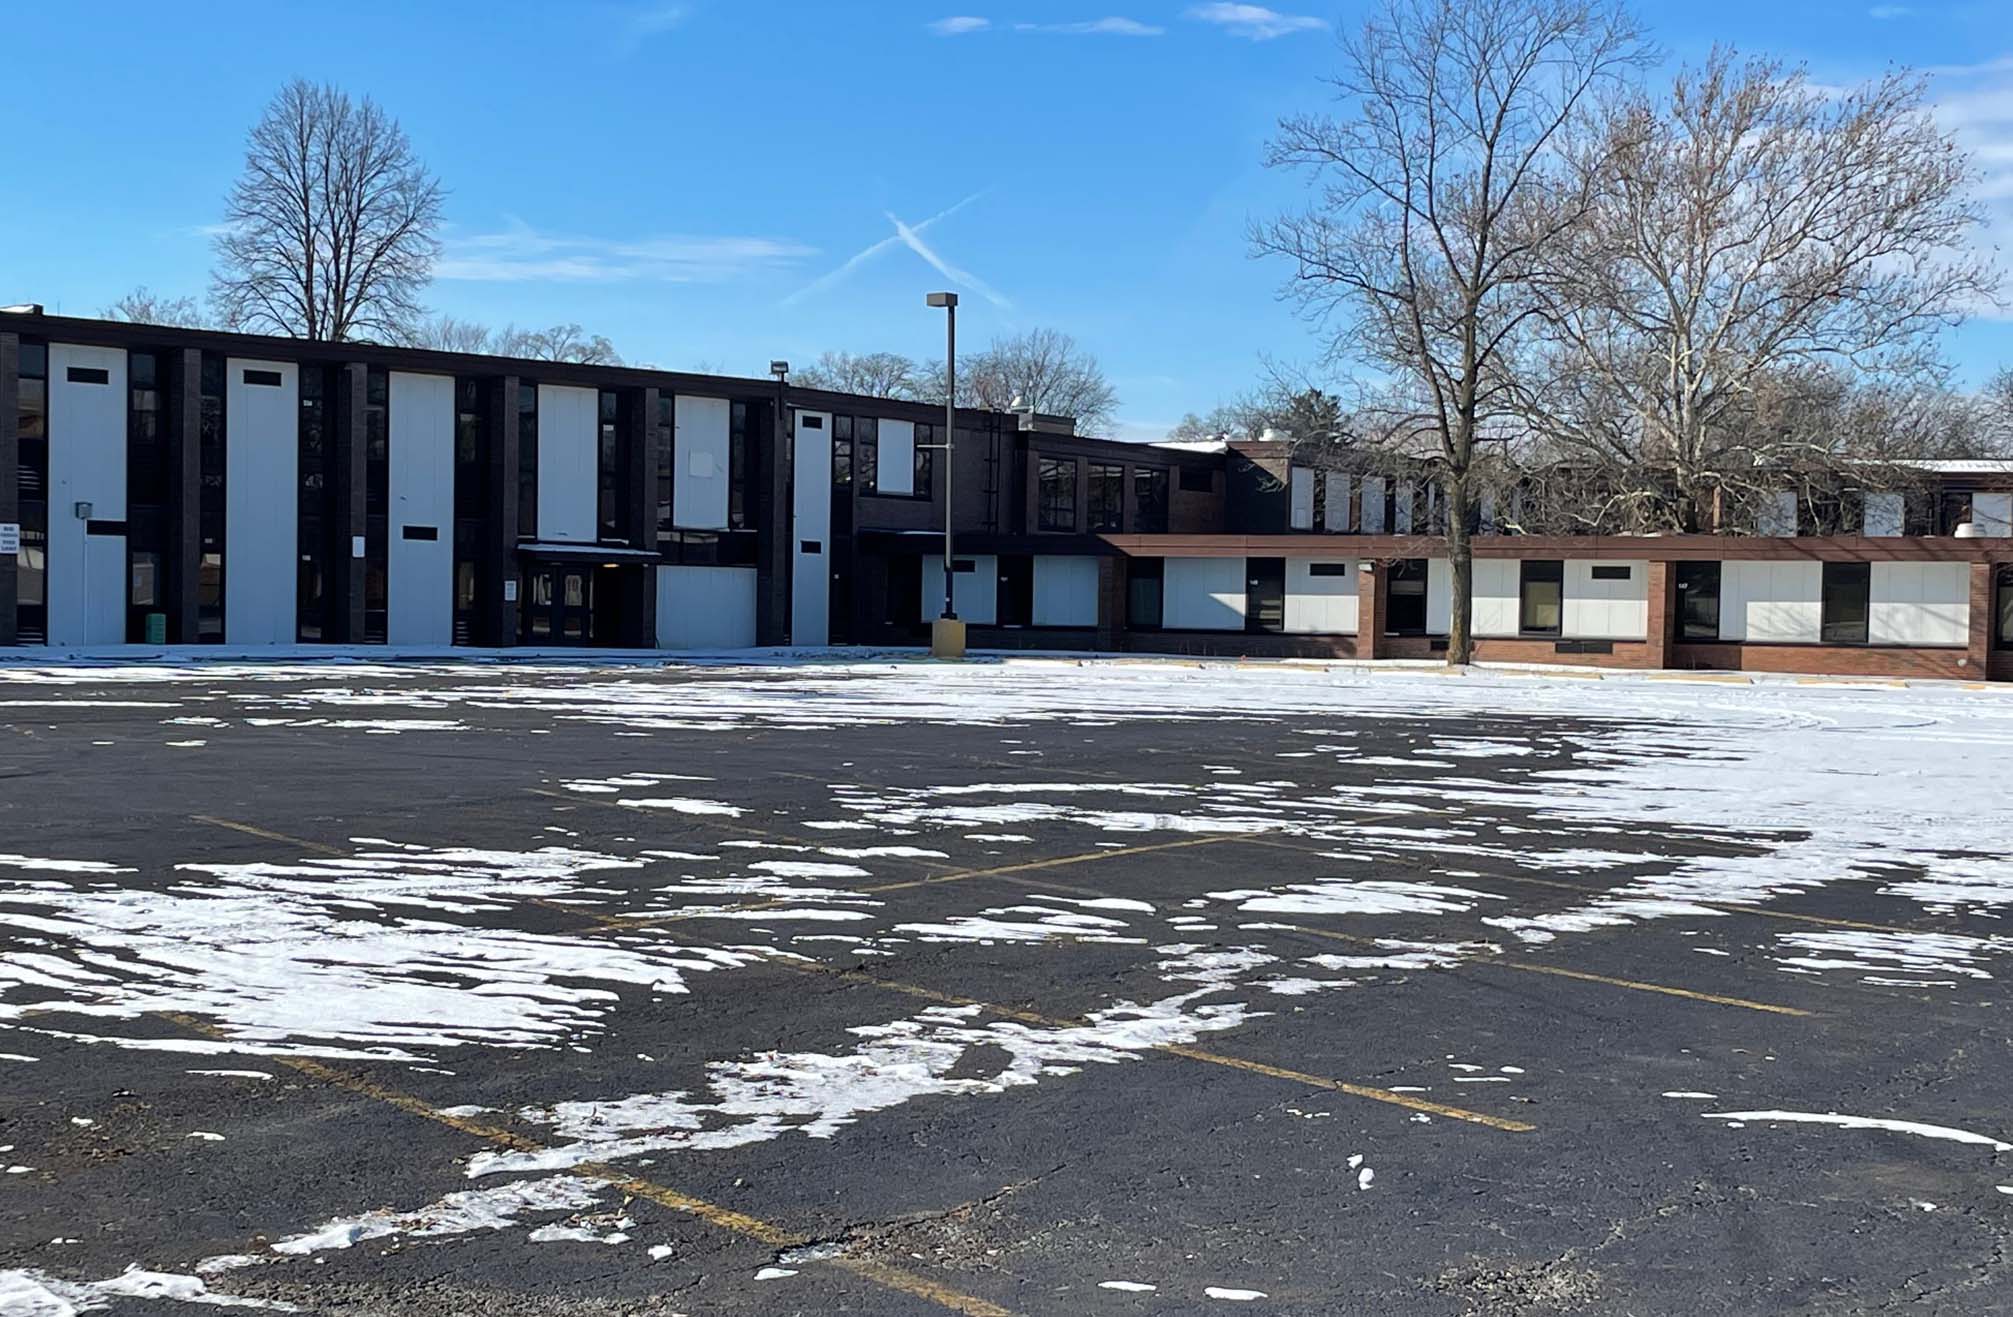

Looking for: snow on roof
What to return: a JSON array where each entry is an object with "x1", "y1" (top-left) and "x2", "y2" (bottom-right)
[
  {"x1": 1906, "y1": 460, "x2": 2013, "y2": 474},
  {"x1": 1150, "y1": 438, "x2": 1229, "y2": 454}
]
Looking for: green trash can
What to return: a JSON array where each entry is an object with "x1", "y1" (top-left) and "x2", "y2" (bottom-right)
[{"x1": 145, "y1": 613, "x2": 167, "y2": 646}]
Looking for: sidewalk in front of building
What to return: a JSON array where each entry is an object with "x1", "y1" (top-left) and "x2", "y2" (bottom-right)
[{"x1": 0, "y1": 642, "x2": 2005, "y2": 693}]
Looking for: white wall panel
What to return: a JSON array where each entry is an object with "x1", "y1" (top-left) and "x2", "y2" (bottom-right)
[
  {"x1": 46, "y1": 344, "x2": 128, "y2": 646},
  {"x1": 387, "y1": 372, "x2": 454, "y2": 646},
  {"x1": 1284, "y1": 559, "x2": 1357, "y2": 634},
  {"x1": 1032, "y1": 555, "x2": 1098, "y2": 627},
  {"x1": 1163, "y1": 557, "x2": 1246, "y2": 630},
  {"x1": 225, "y1": 358, "x2": 298, "y2": 644},
  {"x1": 792, "y1": 412, "x2": 832, "y2": 643},
  {"x1": 1426, "y1": 557, "x2": 1452, "y2": 633},
  {"x1": 1288, "y1": 467, "x2": 1314, "y2": 530},
  {"x1": 1322, "y1": 472, "x2": 1350, "y2": 531},
  {"x1": 536, "y1": 384, "x2": 598, "y2": 543},
  {"x1": 877, "y1": 419, "x2": 916, "y2": 496},
  {"x1": 922, "y1": 554, "x2": 998, "y2": 626},
  {"x1": 1721, "y1": 559, "x2": 1821, "y2": 642},
  {"x1": 657, "y1": 565, "x2": 758, "y2": 649},
  {"x1": 1472, "y1": 558, "x2": 1520, "y2": 637},
  {"x1": 1360, "y1": 476, "x2": 1387, "y2": 533},
  {"x1": 672, "y1": 395, "x2": 731, "y2": 529},
  {"x1": 1863, "y1": 492, "x2": 1904, "y2": 537},
  {"x1": 1973, "y1": 492, "x2": 2012, "y2": 537},
  {"x1": 1870, "y1": 562, "x2": 1969, "y2": 646},
  {"x1": 1564, "y1": 560, "x2": 1649, "y2": 639}
]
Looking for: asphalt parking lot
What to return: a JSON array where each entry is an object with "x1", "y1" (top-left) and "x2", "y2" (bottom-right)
[{"x1": 2, "y1": 657, "x2": 2010, "y2": 1315}]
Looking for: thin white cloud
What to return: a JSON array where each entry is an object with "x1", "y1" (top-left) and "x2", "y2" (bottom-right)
[
  {"x1": 1013, "y1": 17, "x2": 1164, "y2": 36},
  {"x1": 884, "y1": 211, "x2": 1013, "y2": 308},
  {"x1": 1924, "y1": 56, "x2": 2013, "y2": 319},
  {"x1": 1867, "y1": 4, "x2": 1913, "y2": 17},
  {"x1": 928, "y1": 15, "x2": 990, "y2": 35},
  {"x1": 618, "y1": 1, "x2": 689, "y2": 51},
  {"x1": 1185, "y1": 3, "x2": 1326, "y2": 40},
  {"x1": 436, "y1": 219, "x2": 814, "y2": 284},
  {"x1": 782, "y1": 192, "x2": 987, "y2": 305}
]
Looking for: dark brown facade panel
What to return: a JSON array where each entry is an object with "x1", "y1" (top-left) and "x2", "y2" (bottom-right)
[
  {"x1": 0, "y1": 332, "x2": 17, "y2": 647},
  {"x1": 169, "y1": 348, "x2": 202, "y2": 644}
]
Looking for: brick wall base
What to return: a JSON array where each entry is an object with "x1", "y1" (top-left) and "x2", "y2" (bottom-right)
[{"x1": 1672, "y1": 642, "x2": 1978, "y2": 681}]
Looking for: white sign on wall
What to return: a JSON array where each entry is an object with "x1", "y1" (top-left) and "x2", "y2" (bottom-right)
[{"x1": 0, "y1": 523, "x2": 17, "y2": 555}]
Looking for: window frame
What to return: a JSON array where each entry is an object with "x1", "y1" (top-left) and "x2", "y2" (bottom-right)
[
  {"x1": 1820, "y1": 561, "x2": 1872, "y2": 645},
  {"x1": 1518, "y1": 559, "x2": 1565, "y2": 636},
  {"x1": 1087, "y1": 463, "x2": 1125, "y2": 532},
  {"x1": 1132, "y1": 467, "x2": 1169, "y2": 534},
  {"x1": 1126, "y1": 557, "x2": 1165, "y2": 630},
  {"x1": 1675, "y1": 561, "x2": 1722, "y2": 642},
  {"x1": 1386, "y1": 558, "x2": 1428, "y2": 636},
  {"x1": 1037, "y1": 456, "x2": 1078, "y2": 533}
]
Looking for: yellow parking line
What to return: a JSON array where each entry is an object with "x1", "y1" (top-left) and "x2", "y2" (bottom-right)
[
  {"x1": 1155, "y1": 1046, "x2": 1535, "y2": 1132},
  {"x1": 191, "y1": 815, "x2": 344, "y2": 857},
  {"x1": 157, "y1": 1013, "x2": 1013, "y2": 1317}
]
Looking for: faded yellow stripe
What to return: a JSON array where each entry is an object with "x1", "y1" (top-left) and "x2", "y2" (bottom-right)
[
  {"x1": 157, "y1": 1012, "x2": 1012, "y2": 1315},
  {"x1": 1157, "y1": 1045, "x2": 1535, "y2": 1133},
  {"x1": 1487, "y1": 960, "x2": 1815, "y2": 1017},
  {"x1": 190, "y1": 815, "x2": 344, "y2": 856}
]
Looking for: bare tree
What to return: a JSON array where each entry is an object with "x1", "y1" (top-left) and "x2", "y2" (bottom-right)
[
  {"x1": 102, "y1": 287, "x2": 208, "y2": 328},
  {"x1": 794, "y1": 350, "x2": 926, "y2": 399},
  {"x1": 937, "y1": 328, "x2": 1118, "y2": 433},
  {"x1": 212, "y1": 79, "x2": 444, "y2": 342},
  {"x1": 1519, "y1": 51, "x2": 2000, "y2": 531},
  {"x1": 492, "y1": 324, "x2": 621, "y2": 366},
  {"x1": 1255, "y1": 0, "x2": 1649, "y2": 663},
  {"x1": 405, "y1": 315, "x2": 622, "y2": 364}
]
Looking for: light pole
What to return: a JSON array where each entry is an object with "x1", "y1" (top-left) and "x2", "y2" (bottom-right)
[{"x1": 925, "y1": 292, "x2": 962, "y2": 658}]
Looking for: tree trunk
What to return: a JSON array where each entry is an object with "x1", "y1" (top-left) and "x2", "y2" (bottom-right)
[{"x1": 1446, "y1": 469, "x2": 1473, "y2": 666}]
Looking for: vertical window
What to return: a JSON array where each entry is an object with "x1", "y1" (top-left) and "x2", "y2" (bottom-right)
[
  {"x1": 1038, "y1": 457, "x2": 1077, "y2": 532},
  {"x1": 453, "y1": 378, "x2": 485, "y2": 645},
  {"x1": 856, "y1": 416, "x2": 879, "y2": 495},
  {"x1": 15, "y1": 342, "x2": 48, "y2": 643},
  {"x1": 996, "y1": 554, "x2": 1033, "y2": 627},
  {"x1": 1820, "y1": 562, "x2": 1871, "y2": 644},
  {"x1": 1245, "y1": 557, "x2": 1286, "y2": 634},
  {"x1": 912, "y1": 422, "x2": 935, "y2": 497},
  {"x1": 1087, "y1": 463, "x2": 1124, "y2": 532},
  {"x1": 1676, "y1": 561, "x2": 1721, "y2": 641},
  {"x1": 597, "y1": 390, "x2": 621, "y2": 541},
  {"x1": 1386, "y1": 559, "x2": 1427, "y2": 635},
  {"x1": 655, "y1": 393, "x2": 675, "y2": 546},
  {"x1": 729, "y1": 400, "x2": 751, "y2": 531},
  {"x1": 125, "y1": 351, "x2": 172, "y2": 642},
  {"x1": 296, "y1": 366, "x2": 329, "y2": 641},
  {"x1": 363, "y1": 368, "x2": 388, "y2": 643},
  {"x1": 1938, "y1": 491, "x2": 1973, "y2": 536},
  {"x1": 1519, "y1": 559, "x2": 1564, "y2": 635},
  {"x1": 1127, "y1": 558, "x2": 1164, "y2": 629},
  {"x1": 1996, "y1": 567, "x2": 2013, "y2": 651},
  {"x1": 197, "y1": 353, "x2": 226, "y2": 642},
  {"x1": 517, "y1": 381, "x2": 539, "y2": 539},
  {"x1": 1178, "y1": 466, "x2": 1212, "y2": 494},
  {"x1": 1133, "y1": 468, "x2": 1168, "y2": 534}
]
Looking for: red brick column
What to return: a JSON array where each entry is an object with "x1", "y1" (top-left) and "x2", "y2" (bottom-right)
[
  {"x1": 1357, "y1": 560, "x2": 1388, "y2": 660},
  {"x1": 1096, "y1": 556, "x2": 1127, "y2": 652},
  {"x1": 1644, "y1": 560, "x2": 1674, "y2": 670},
  {"x1": 1967, "y1": 561, "x2": 1994, "y2": 678}
]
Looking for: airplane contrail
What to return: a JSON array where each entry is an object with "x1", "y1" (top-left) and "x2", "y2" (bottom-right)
[{"x1": 781, "y1": 191, "x2": 991, "y2": 305}]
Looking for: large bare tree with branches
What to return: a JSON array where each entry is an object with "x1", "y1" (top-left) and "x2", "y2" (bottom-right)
[
  {"x1": 212, "y1": 80, "x2": 443, "y2": 342},
  {"x1": 1255, "y1": 0, "x2": 1649, "y2": 663},
  {"x1": 1517, "y1": 51, "x2": 2000, "y2": 532},
  {"x1": 948, "y1": 328, "x2": 1119, "y2": 434},
  {"x1": 102, "y1": 287, "x2": 208, "y2": 329},
  {"x1": 794, "y1": 350, "x2": 926, "y2": 400}
]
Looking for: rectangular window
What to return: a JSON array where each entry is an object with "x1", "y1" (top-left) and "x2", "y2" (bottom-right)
[
  {"x1": 1038, "y1": 457, "x2": 1077, "y2": 532},
  {"x1": 1127, "y1": 558, "x2": 1164, "y2": 629},
  {"x1": 15, "y1": 341, "x2": 48, "y2": 640},
  {"x1": 1087, "y1": 463, "x2": 1124, "y2": 532},
  {"x1": 855, "y1": 416, "x2": 879, "y2": 495},
  {"x1": 1308, "y1": 562, "x2": 1351, "y2": 577},
  {"x1": 1675, "y1": 561, "x2": 1721, "y2": 641},
  {"x1": 729, "y1": 400, "x2": 751, "y2": 531},
  {"x1": 912, "y1": 423, "x2": 936, "y2": 497},
  {"x1": 597, "y1": 390, "x2": 622, "y2": 541},
  {"x1": 197, "y1": 354, "x2": 226, "y2": 642},
  {"x1": 1133, "y1": 468, "x2": 1169, "y2": 533},
  {"x1": 1821, "y1": 561, "x2": 1871, "y2": 644},
  {"x1": 1387, "y1": 559, "x2": 1427, "y2": 635},
  {"x1": 1997, "y1": 567, "x2": 2013, "y2": 650},
  {"x1": 66, "y1": 366, "x2": 110, "y2": 385},
  {"x1": 1246, "y1": 557, "x2": 1285, "y2": 634},
  {"x1": 363, "y1": 367, "x2": 389, "y2": 644},
  {"x1": 996, "y1": 554, "x2": 1033, "y2": 627},
  {"x1": 400, "y1": 525, "x2": 439, "y2": 541},
  {"x1": 453, "y1": 379, "x2": 485, "y2": 646},
  {"x1": 296, "y1": 366, "x2": 330, "y2": 642},
  {"x1": 1178, "y1": 466, "x2": 1211, "y2": 493},
  {"x1": 1519, "y1": 560, "x2": 1564, "y2": 635},
  {"x1": 127, "y1": 351, "x2": 172, "y2": 641},
  {"x1": 517, "y1": 381, "x2": 539, "y2": 539},
  {"x1": 1590, "y1": 564, "x2": 1632, "y2": 581}
]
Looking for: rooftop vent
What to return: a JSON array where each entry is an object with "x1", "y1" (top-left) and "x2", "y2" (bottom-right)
[{"x1": 0, "y1": 303, "x2": 44, "y2": 315}]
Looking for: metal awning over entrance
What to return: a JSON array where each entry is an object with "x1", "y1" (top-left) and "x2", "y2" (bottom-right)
[{"x1": 514, "y1": 542, "x2": 662, "y2": 565}]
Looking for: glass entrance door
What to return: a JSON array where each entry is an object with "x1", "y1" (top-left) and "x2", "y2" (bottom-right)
[{"x1": 521, "y1": 566, "x2": 595, "y2": 645}]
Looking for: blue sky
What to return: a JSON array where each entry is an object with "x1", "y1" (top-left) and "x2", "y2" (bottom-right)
[{"x1": 1, "y1": 1, "x2": 2007, "y2": 440}]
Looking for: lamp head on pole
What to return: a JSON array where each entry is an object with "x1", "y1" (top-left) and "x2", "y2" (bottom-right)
[
  {"x1": 768, "y1": 360, "x2": 789, "y2": 381},
  {"x1": 925, "y1": 291, "x2": 958, "y2": 310}
]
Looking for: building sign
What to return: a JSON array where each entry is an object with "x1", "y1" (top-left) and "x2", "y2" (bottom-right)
[{"x1": 0, "y1": 523, "x2": 18, "y2": 555}]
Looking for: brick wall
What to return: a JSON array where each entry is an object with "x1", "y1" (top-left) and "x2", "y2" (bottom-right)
[{"x1": 1671, "y1": 642, "x2": 1977, "y2": 680}]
